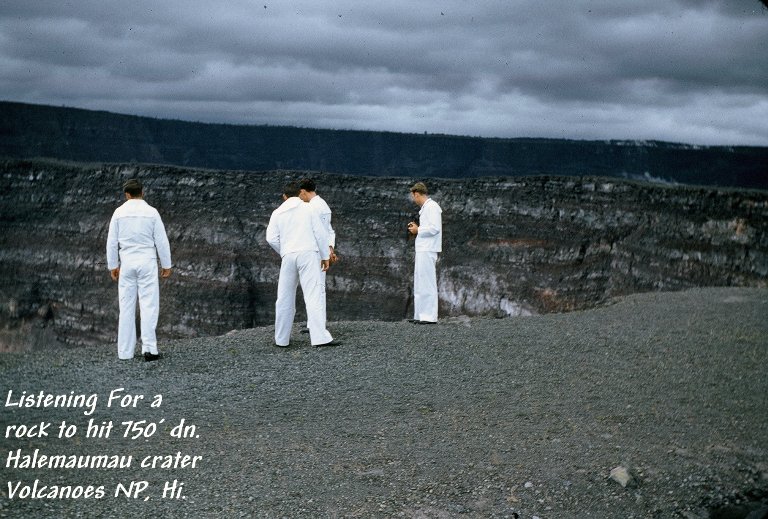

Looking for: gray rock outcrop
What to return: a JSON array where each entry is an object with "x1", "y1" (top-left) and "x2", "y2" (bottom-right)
[{"x1": 1, "y1": 159, "x2": 766, "y2": 348}]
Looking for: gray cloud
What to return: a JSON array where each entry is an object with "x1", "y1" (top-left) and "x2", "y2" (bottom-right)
[{"x1": 1, "y1": 0, "x2": 767, "y2": 145}]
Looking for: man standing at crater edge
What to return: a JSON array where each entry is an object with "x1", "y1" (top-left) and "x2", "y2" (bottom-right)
[
  {"x1": 267, "y1": 182, "x2": 339, "y2": 347},
  {"x1": 106, "y1": 178, "x2": 172, "y2": 361},
  {"x1": 407, "y1": 181, "x2": 443, "y2": 324},
  {"x1": 298, "y1": 178, "x2": 338, "y2": 274}
]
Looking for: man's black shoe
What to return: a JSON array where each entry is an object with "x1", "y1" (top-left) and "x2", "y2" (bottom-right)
[
  {"x1": 143, "y1": 352, "x2": 162, "y2": 362},
  {"x1": 274, "y1": 343, "x2": 290, "y2": 348},
  {"x1": 314, "y1": 340, "x2": 341, "y2": 347},
  {"x1": 415, "y1": 320, "x2": 437, "y2": 325}
]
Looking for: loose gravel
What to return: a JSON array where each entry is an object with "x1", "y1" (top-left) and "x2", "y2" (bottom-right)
[{"x1": 1, "y1": 287, "x2": 767, "y2": 518}]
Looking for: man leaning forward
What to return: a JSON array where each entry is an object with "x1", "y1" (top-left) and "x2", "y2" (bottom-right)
[{"x1": 266, "y1": 182, "x2": 339, "y2": 347}]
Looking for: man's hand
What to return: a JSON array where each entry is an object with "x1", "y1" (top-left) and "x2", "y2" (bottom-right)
[
  {"x1": 329, "y1": 246, "x2": 339, "y2": 265},
  {"x1": 320, "y1": 259, "x2": 330, "y2": 272},
  {"x1": 407, "y1": 221, "x2": 419, "y2": 235},
  {"x1": 161, "y1": 268, "x2": 173, "y2": 278},
  {"x1": 110, "y1": 267, "x2": 120, "y2": 281}
]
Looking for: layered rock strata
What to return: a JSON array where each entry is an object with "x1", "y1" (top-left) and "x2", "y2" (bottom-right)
[{"x1": 1, "y1": 159, "x2": 766, "y2": 349}]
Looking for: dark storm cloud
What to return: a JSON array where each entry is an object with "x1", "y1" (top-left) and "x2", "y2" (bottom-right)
[{"x1": 1, "y1": 0, "x2": 766, "y2": 145}]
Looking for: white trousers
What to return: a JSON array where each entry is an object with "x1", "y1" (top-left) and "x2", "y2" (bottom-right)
[
  {"x1": 275, "y1": 251, "x2": 333, "y2": 346},
  {"x1": 117, "y1": 258, "x2": 160, "y2": 359},
  {"x1": 414, "y1": 251, "x2": 439, "y2": 322}
]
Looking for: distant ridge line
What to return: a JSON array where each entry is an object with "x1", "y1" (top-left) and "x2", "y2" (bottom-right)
[{"x1": 1, "y1": 100, "x2": 766, "y2": 189}]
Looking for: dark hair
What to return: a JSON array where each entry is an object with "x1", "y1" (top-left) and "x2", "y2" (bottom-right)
[
  {"x1": 123, "y1": 179, "x2": 143, "y2": 197},
  {"x1": 410, "y1": 182, "x2": 428, "y2": 195},
  {"x1": 298, "y1": 178, "x2": 316, "y2": 192},
  {"x1": 283, "y1": 182, "x2": 300, "y2": 198}
]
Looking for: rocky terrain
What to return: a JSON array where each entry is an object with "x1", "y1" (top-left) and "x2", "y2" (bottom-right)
[
  {"x1": 0, "y1": 287, "x2": 766, "y2": 518},
  {"x1": 1, "y1": 158, "x2": 767, "y2": 350}
]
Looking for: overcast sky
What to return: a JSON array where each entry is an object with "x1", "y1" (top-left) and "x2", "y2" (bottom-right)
[{"x1": 1, "y1": 1, "x2": 767, "y2": 146}]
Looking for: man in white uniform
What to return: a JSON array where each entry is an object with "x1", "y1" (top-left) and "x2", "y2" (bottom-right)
[
  {"x1": 298, "y1": 178, "x2": 337, "y2": 334},
  {"x1": 298, "y1": 178, "x2": 337, "y2": 267},
  {"x1": 407, "y1": 182, "x2": 442, "y2": 324},
  {"x1": 106, "y1": 179, "x2": 172, "y2": 361},
  {"x1": 266, "y1": 182, "x2": 339, "y2": 347}
]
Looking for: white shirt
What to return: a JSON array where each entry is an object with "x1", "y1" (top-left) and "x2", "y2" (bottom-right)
[
  {"x1": 106, "y1": 199, "x2": 172, "y2": 269},
  {"x1": 266, "y1": 197, "x2": 330, "y2": 259},
  {"x1": 415, "y1": 198, "x2": 442, "y2": 252},
  {"x1": 308, "y1": 195, "x2": 336, "y2": 248}
]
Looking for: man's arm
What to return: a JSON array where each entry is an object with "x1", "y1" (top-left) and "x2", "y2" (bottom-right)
[
  {"x1": 319, "y1": 212, "x2": 337, "y2": 263},
  {"x1": 106, "y1": 215, "x2": 120, "y2": 280},
  {"x1": 310, "y1": 199, "x2": 337, "y2": 263},
  {"x1": 310, "y1": 210, "x2": 330, "y2": 261},
  {"x1": 417, "y1": 204, "x2": 441, "y2": 237},
  {"x1": 265, "y1": 216, "x2": 281, "y2": 255},
  {"x1": 153, "y1": 213, "x2": 172, "y2": 269},
  {"x1": 320, "y1": 213, "x2": 336, "y2": 249}
]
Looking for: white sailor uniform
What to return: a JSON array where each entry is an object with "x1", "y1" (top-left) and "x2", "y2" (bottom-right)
[
  {"x1": 106, "y1": 199, "x2": 172, "y2": 360},
  {"x1": 308, "y1": 195, "x2": 335, "y2": 251},
  {"x1": 414, "y1": 198, "x2": 442, "y2": 323},
  {"x1": 266, "y1": 197, "x2": 333, "y2": 346},
  {"x1": 309, "y1": 194, "x2": 336, "y2": 284}
]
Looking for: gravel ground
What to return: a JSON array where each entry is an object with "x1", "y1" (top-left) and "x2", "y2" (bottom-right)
[{"x1": 1, "y1": 287, "x2": 767, "y2": 519}]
